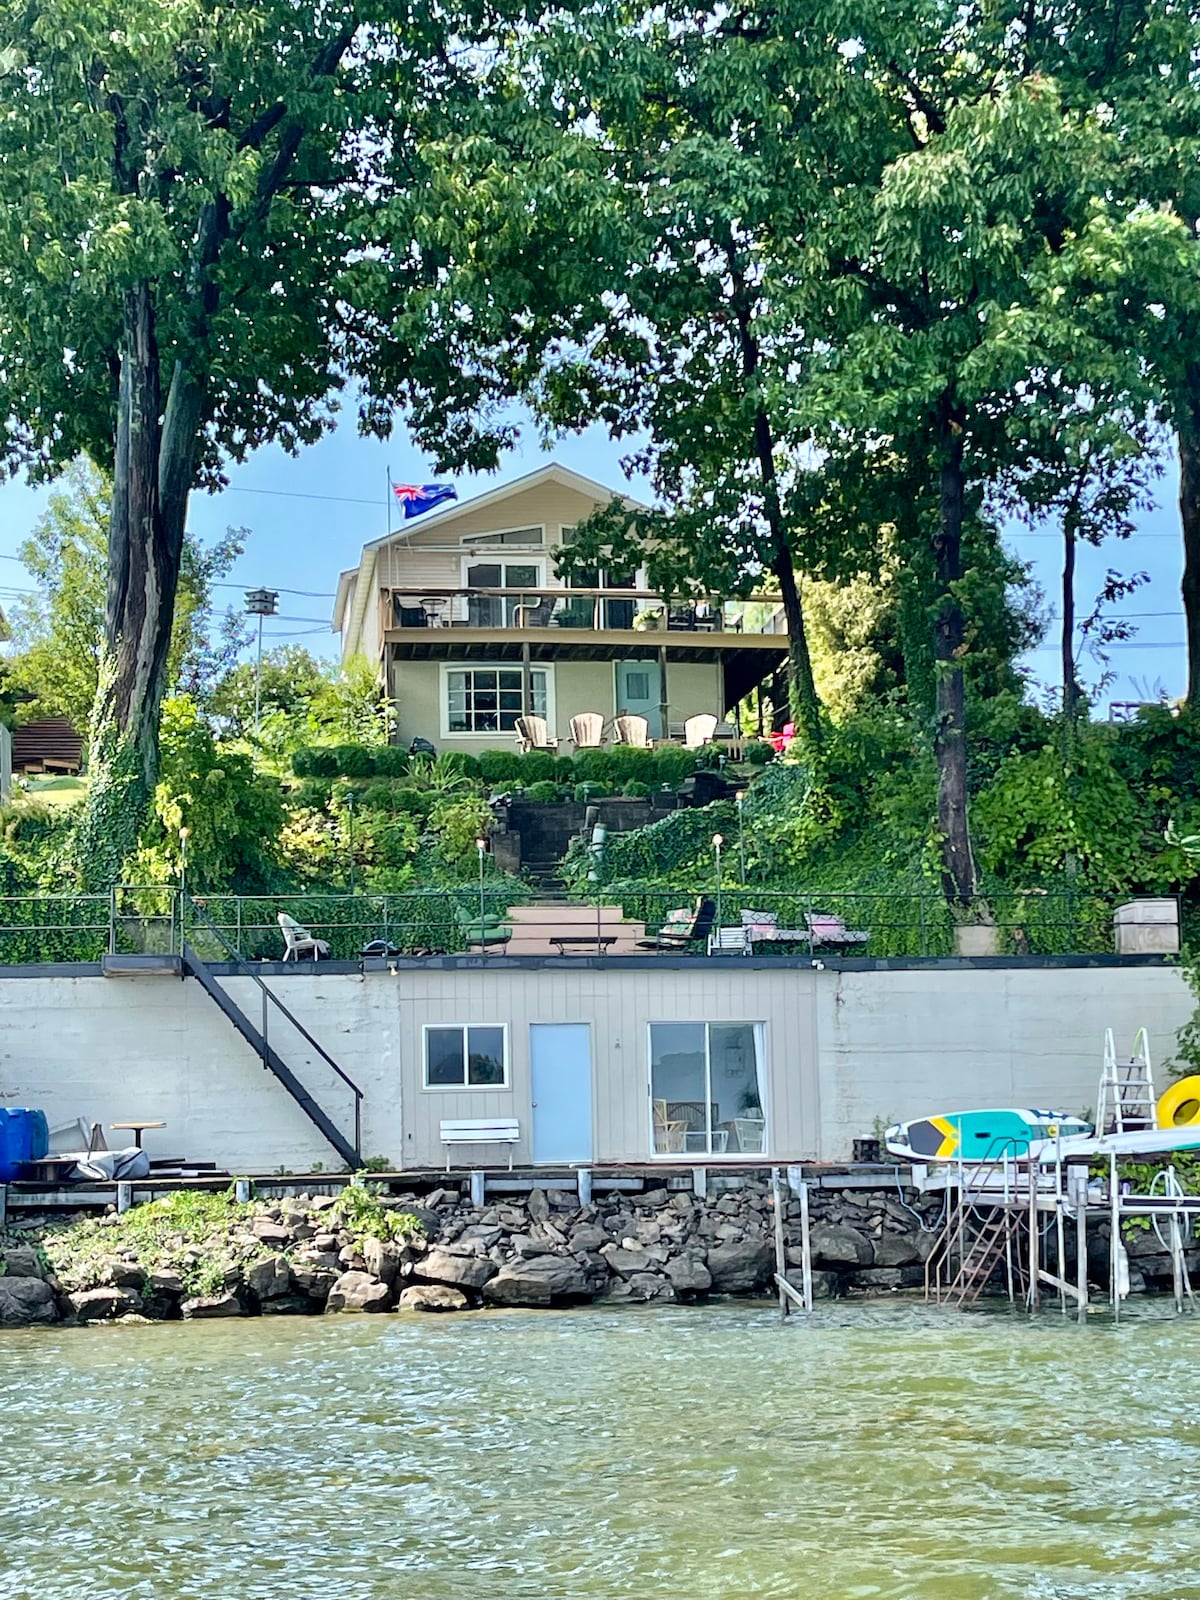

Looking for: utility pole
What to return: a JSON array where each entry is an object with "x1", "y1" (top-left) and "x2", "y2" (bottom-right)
[{"x1": 244, "y1": 588, "x2": 279, "y2": 732}]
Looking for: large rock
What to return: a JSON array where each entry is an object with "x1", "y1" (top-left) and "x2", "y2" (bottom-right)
[
  {"x1": 99, "y1": 1257, "x2": 147, "y2": 1291},
  {"x1": 415, "y1": 1248, "x2": 496, "y2": 1291},
  {"x1": 483, "y1": 1255, "x2": 596, "y2": 1307},
  {"x1": 289, "y1": 1259, "x2": 339, "y2": 1300},
  {"x1": 362, "y1": 1237, "x2": 405, "y2": 1287},
  {"x1": 181, "y1": 1292, "x2": 245, "y2": 1319},
  {"x1": 808, "y1": 1222, "x2": 873, "y2": 1268},
  {"x1": 0, "y1": 1244, "x2": 43, "y2": 1279},
  {"x1": 251, "y1": 1218, "x2": 293, "y2": 1247},
  {"x1": 148, "y1": 1269, "x2": 186, "y2": 1296},
  {"x1": 705, "y1": 1238, "x2": 774, "y2": 1293},
  {"x1": 665, "y1": 1255, "x2": 712, "y2": 1295},
  {"x1": 604, "y1": 1272, "x2": 675, "y2": 1303},
  {"x1": 246, "y1": 1255, "x2": 292, "y2": 1301},
  {"x1": 326, "y1": 1271, "x2": 391, "y2": 1312},
  {"x1": 397, "y1": 1284, "x2": 469, "y2": 1313},
  {"x1": 0, "y1": 1275, "x2": 57, "y2": 1325},
  {"x1": 601, "y1": 1244, "x2": 660, "y2": 1278},
  {"x1": 67, "y1": 1286, "x2": 140, "y2": 1322},
  {"x1": 569, "y1": 1224, "x2": 608, "y2": 1254},
  {"x1": 873, "y1": 1232, "x2": 921, "y2": 1268}
]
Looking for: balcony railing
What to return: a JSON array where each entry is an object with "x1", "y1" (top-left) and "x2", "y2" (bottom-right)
[{"x1": 382, "y1": 586, "x2": 787, "y2": 636}]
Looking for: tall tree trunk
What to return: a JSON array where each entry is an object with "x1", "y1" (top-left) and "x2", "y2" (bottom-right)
[
  {"x1": 1179, "y1": 360, "x2": 1200, "y2": 702},
  {"x1": 769, "y1": 529, "x2": 822, "y2": 752},
  {"x1": 76, "y1": 287, "x2": 196, "y2": 886},
  {"x1": 933, "y1": 411, "x2": 978, "y2": 914}
]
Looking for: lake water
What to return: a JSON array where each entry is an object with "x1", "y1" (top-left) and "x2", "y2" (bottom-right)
[{"x1": 3, "y1": 1301, "x2": 1200, "y2": 1600}]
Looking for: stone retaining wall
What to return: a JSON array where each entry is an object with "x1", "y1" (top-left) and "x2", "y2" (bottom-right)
[{"x1": 0, "y1": 1175, "x2": 1190, "y2": 1327}]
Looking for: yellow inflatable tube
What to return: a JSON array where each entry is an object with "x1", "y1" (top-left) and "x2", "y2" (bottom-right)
[{"x1": 1157, "y1": 1075, "x2": 1200, "y2": 1129}]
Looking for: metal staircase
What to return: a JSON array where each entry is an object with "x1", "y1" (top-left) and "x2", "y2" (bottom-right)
[
  {"x1": 1097, "y1": 1027, "x2": 1156, "y2": 1133},
  {"x1": 943, "y1": 1210, "x2": 1023, "y2": 1307},
  {"x1": 181, "y1": 902, "x2": 362, "y2": 1170}
]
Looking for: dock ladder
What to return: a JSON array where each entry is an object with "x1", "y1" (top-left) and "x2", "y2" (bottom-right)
[{"x1": 1097, "y1": 1027, "x2": 1156, "y2": 1134}]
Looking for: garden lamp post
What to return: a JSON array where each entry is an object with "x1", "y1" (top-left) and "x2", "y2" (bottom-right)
[
  {"x1": 179, "y1": 826, "x2": 189, "y2": 950},
  {"x1": 735, "y1": 790, "x2": 746, "y2": 884},
  {"x1": 712, "y1": 832, "x2": 724, "y2": 928},
  {"x1": 476, "y1": 835, "x2": 488, "y2": 920}
]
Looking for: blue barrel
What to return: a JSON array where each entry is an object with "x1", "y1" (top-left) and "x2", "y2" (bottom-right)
[{"x1": 0, "y1": 1108, "x2": 49, "y2": 1181}]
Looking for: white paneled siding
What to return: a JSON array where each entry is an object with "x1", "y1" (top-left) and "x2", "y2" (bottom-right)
[{"x1": 0, "y1": 962, "x2": 1189, "y2": 1172}]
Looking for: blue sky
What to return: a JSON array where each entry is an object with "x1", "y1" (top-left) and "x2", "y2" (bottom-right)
[{"x1": 0, "y1": 412, "x2": 1186, "y2": 708}]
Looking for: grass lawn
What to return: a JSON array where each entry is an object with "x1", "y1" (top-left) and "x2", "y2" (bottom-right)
[{"x1": 21, "y1": 774, "x2": 88, "y2": 808}]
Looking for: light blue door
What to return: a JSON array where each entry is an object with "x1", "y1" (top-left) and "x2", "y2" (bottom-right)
[
  {"x1": 530, "y1": 1023, "x2": 593, "y2": 1164},
  {"x1": 614, "y1": 660, "x2": 663, "y2": 738}
]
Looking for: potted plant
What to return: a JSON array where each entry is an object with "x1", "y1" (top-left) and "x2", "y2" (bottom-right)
[{"x1": 633, "y1": 607, "x2": 663, "y2": 630}]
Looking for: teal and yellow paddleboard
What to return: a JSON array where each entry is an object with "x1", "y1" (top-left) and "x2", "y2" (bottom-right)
[{"x1": 885, "y1": 1108, "x2": 1093, "y2": 1164}]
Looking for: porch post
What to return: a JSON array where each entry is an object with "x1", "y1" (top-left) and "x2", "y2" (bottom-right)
[
  {"x1": 658, "y1": 643, "x2": 669, "y2": 741},
  {"x1": 521, "y1": 640, "x2": 534, "y2": 719}
]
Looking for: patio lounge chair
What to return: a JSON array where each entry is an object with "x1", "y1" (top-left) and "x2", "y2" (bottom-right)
[
  {"x1": 454, "y1": 905, "x2": 513, "y2": 952},
  {"x1": 636, "y1": 896, "x2": 717, "y2": 951},
  {"x1": 278, "y1": 913, "x2": 331, "y2": 961},
  {"x1": 570, "y1": 712, "x2": 605, "y2": 749},
  {"x1": 683, "y1": 713, "x2": 718, "y2": 749},
  {"x1": 804, "y1": 910, "x2": 869, "y2": 950},
  {"x1": 611, "y1": 713, "x2": 652, "y2": 748},
  {"x1": 515, "y1": 715, "x2": 559, "y2": 753}
]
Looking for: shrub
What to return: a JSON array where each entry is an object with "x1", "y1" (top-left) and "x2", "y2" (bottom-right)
[
  {"x1": 623, "y1": 780, "x2": 651, "y2": 798},
  {"x1": 523, "y1": 781, "x2": 561, "y2": 804},
  {"x1": 373, "y1": 745, "x2": 410, "y2": 778},
  {"x1": 744, "y1": 740, "x2": 775, "y2": 765},
  {"x1": 291, "y1": 747, "x2": 319, "y2": 778},
  {"x1": 651, "y1": 745, "x2": 696, "y2": 785},
  {"x1": 329, "y1": 743, "x2": 376, "y2": 778},
  {"x1": 572, "y1": 748, "x2": 613, "y2": 782},
  {"x1": 608, "y1": 745, "x2": 654, "y2": 782},
  {"x1": 478, "y1": 750, "x2": 523, "y2": 784},
  {"x1": 293, "y1": 745, "x2": 339, "y2": 778},
  {"x1": 362, "y1": 781, "x2": 397, "y2": 810},
  {"x1": 553, "y1": 756, "x2": 577, "y2": 782},
  {"x1": 573, "y1": 781, "x2": 610, "y2": 803},
  {"x1": 434, "y1": 750, "x2": 480, "y2": 781},
  {"x1": 393, "y1": 789, "x2": 435, "y2": 817},
  {"x1": 521, "y1": 751, "x2": 558, "y2": 783}
]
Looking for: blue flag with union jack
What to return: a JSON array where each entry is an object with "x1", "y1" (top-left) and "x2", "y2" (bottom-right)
[{"x1": 392, "y1": 482, "x2": 458, "y2": 519}]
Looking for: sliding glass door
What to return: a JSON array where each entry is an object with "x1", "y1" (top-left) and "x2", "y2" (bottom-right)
[{"x1": 649, "y1": 1022, "x2": 765, "y2": 1156}]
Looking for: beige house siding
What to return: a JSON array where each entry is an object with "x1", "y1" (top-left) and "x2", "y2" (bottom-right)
[{"x1": 390, "y1": 657, "x2": 722, "y2": 753}]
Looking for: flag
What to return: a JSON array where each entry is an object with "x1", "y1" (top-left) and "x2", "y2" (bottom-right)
[{"x1": 392, "y1": 482, "x2": 458, "y2": 519}]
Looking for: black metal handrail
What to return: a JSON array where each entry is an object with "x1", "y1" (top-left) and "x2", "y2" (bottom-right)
[{"x1": 184, "y1": 896, "x2": 364, "y2": 1157}]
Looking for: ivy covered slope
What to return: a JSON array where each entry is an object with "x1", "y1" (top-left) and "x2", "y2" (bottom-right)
[{"x1": 566, "y1": 702, "x2": 1200, "y2": 956}]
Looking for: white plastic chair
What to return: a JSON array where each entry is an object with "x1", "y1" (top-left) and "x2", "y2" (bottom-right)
[{"x1": 278, "y1": 913, "x2": 331, "y2": 961}]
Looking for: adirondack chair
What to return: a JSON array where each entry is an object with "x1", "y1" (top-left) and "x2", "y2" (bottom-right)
[
  {"x1": 454, "y1": 905, "x2": 513, "y2": 952},
  {"x1": 515, "y1": 715, "x2": 559, "y2": 753},
  {"x1": 277, "y1": 913, "x2": 331, "y2": 961},
  {"x1": 683, "y1": 713, "x2": 718, "y2": 749},
  {"x1": 570, "y1": 712, "x2": 605, "y2": 749},
  {"x1": 611, "y1": 713, "x2": 652, "y2": 748}
]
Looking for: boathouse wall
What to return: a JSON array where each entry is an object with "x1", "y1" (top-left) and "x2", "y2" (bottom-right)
[{"x1": 0, "y1": 961, "x2": 1189, "y2": 1171}]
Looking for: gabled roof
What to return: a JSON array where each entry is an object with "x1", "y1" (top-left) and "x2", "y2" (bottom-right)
[
  {"x1": 360, "y1": 461, "x2": 645, "y2": 554},
  {"x1": 335, "y1": 461, "x2": 646, "y2": 649}
]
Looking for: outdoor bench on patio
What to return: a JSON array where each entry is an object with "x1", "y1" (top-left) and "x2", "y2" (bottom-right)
[{"x1": 440, "y1": 1118, "x2": 520, "y2": 1170}]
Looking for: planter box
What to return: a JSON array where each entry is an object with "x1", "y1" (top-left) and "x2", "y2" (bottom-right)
[
  {"x1": 954, "y1": 923, "x2": 1001, "y2": 957},
  {"x1": 1113, "y1": 898, "x2": 1179, "y2": 955}
]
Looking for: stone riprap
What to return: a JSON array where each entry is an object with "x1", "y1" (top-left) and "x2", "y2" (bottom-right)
[{"x1": 0, "y1": 1174, "x2": 1190, "y2": 1327}]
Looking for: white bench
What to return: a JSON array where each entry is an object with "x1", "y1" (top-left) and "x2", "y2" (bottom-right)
[{"x1": 439, "y1": 1118, "x2": 520, "y2": 1171}]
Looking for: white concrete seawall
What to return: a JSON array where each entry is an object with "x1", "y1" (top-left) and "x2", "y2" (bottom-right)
[{"x1": 0, "y1": 960, "x2": 1190, "y2": 1170}]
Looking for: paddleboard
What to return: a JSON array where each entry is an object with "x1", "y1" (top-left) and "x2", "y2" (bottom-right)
[{"x1": 885, "y1": 1108, "x2": 1092, "y2": 1164}]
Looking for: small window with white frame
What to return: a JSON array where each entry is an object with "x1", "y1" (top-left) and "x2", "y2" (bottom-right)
[
  {"x1": 443, "y1": 663, "x2": 553, "y2": 735},
  {"x1": 424, "y1": 1024, "x2": 508, "y2": 1088}
]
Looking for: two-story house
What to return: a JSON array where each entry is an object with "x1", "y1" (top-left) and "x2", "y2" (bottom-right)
[{"x1": 333, "y1": 463, "x2": 788, "y2": 753}]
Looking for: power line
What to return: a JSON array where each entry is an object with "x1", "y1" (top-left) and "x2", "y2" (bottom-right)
[
  {"x1": 211, "y1": 581, "x2": 335, "y2": 598},
  {"x1": 223, "y1": 484, "x2": 384, "y2": 508}
]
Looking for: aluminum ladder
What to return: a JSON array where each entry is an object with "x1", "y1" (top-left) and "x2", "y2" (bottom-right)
[{"x1": 1097, "y1": 1027, "x2": 1156, "y2": 1134}]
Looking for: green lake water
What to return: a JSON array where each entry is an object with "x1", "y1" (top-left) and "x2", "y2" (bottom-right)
[{"x1": 3, "y1": 1301, "x2": 1200, "y2": 1600}]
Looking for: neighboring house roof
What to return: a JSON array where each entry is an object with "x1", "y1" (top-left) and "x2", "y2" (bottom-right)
[
  {"x1": 12, "y1": 717, "x2": 84, "y2": 771},
  {"x1": 333, "y1": 461, "x2": 647, "y2": 652}
]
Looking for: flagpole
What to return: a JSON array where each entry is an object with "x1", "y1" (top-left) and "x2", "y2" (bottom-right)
[{"x1": 386, "y1": 464, "x2": 392, "y2": 538}]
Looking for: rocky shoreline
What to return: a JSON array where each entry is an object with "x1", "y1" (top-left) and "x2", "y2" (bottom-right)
[{"x1": 0, "y1": 1173, "x2": 1190, "y2": 1327}]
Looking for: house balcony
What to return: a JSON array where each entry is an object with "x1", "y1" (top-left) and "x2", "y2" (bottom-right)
[{"x1": 381, "y1": 587, "x2": 789, "y2": 702}]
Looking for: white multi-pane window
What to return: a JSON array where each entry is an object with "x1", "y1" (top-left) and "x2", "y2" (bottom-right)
[{"x1": 443, "y1": 665, "x2": 550, "y2": 735}]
